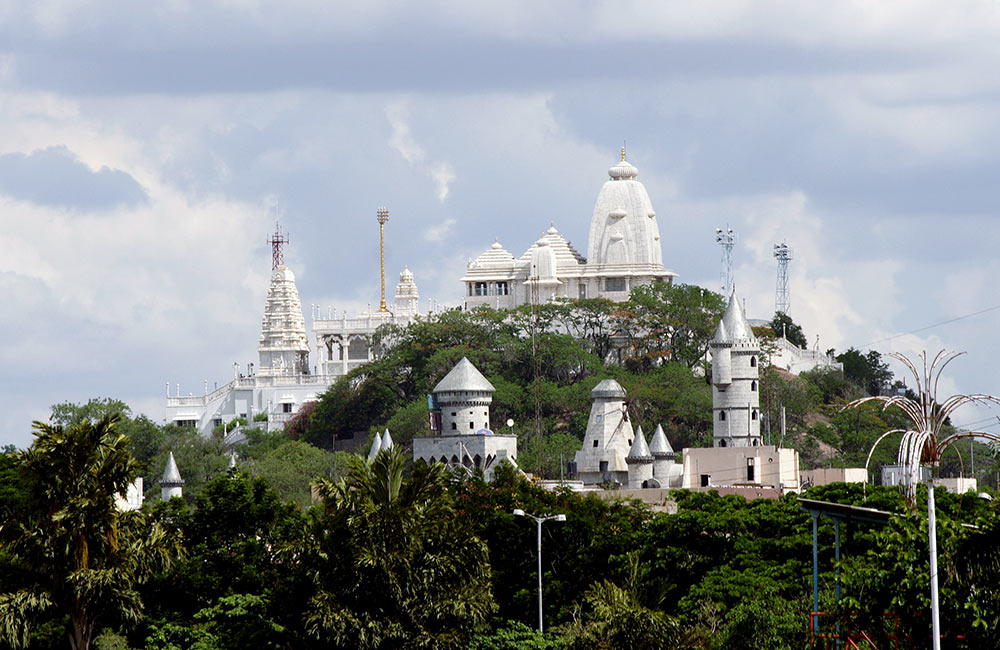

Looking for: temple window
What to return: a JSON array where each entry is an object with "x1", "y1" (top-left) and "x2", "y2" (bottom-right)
[
  {"x1": 497, "y1": 281, "x2": 509, "y2": 295},
  {"x1": 751, "y1": 381, "x2": 757, "y2": 391},
  {"x1": 604, "y1": 277, "x2": 626, "y2": 292},
  {"x1": 475, "y1": 282, "x2": 488, "y2": 296},
  {"x1": 750, "y1": 356, "x2": 757, "y2": 367},
  {"x1": 719, "y1": 411, "x2": 726, "y2": 421}
]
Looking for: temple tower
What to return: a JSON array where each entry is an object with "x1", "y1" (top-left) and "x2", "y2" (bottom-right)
[
  {"x1": 394, "y1": 267, "x2": 420, "y2": 315},
  {"x1": 710, "y1": 292, "x2": 762, "y2": 447}
]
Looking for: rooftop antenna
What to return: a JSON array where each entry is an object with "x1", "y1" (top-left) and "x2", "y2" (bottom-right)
[
  {"x1": 715, "y1": 226, "x2": 735, "y2": 297},
  {"x1": 267, "y1": 221, "x2": 289, "y2": 270},
  {"x1": 774, "y1": 241, "x2": 793, "y2": 315},
  {"x1": 376, "y1": 207, "x2": 390, "y2": 313}
]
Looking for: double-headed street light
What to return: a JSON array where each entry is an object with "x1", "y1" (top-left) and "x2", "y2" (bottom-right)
[{"x1": 512, "y1": 508, "x2": 566, "y2": 634}]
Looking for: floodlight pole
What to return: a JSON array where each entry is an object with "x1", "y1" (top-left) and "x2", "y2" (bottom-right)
[{"x1": 513, "y1": 509, "x2": 566, "y2": 634}]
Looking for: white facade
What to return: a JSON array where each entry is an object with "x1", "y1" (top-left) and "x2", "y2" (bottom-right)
[
  {"x1": 166, "y1": 263, "x2": 337, "y2": 435},
  {"x1": 462, "y1": 151, "x2": 676, "y2": 309},
  {"x1": 413, "y1": 357, "x2": 519, "y2": 481},
  {"x1": 801, "y1": 467, "x2": 868, "y2": 487},
  {"x1": 769, "y1": 336, "x2": 844, "y2": 375},
  {"x1": 312, "y1": 267, "x2": 423, "y2": 377},
  {"x1": 710, "y1": 293, "x2": 763, "y2": 448},
  {"x1": 681, "y1": 445, "x2": 800, "y2": 495},
  {"x1": 575, "y1": 379, "x2": 634, "y2": 485}
]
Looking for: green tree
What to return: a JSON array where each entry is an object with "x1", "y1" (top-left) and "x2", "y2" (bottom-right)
[
  {"x1": 769, "y1": 312, "x2": 807, "y2": 348},
  {"x1": 559, "y1": 580, "x2": 679, "y2": 650},
  {"x1": 0, "y1": 416, "x2": 179, "y2": 650},
  {"x1": 304, "y1": 447, "x2": 496, "y2": 648},
  {"x1": 622, "y1": 282, "x2": 726, "y2": 369},
  {"x1": 835, "y1": 348, "x2": 893, "y2": 396}
]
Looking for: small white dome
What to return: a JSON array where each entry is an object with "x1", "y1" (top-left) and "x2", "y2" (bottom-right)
[
  {"x1": 608, "y1": 156, "x2": 638, "y2": 180},
  {"x1": 399, "y1": 266, "x2": 414, "y2": 282},
  {"x1": 609, "y1": 208, "x2": 627, "y2": 219}
]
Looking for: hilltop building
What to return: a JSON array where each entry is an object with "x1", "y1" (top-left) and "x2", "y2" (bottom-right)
[
  {"x1": 413, "y1": 357, "x2": 519, "y2": 481},
  {"x1": 462, "y1": 150, "x2": 676, "y2": 309},
  {"x1": 166, "y1": 223, "x2": 426, "y2": 436}
]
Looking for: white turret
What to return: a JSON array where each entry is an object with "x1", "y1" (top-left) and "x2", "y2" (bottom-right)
[
  {"x1": 381, "y1": 429, "x2": 394, "y2": 450},
  {"x1": 258, "y1": 265, "x2": 310, "y2": 376},
  {"x1": 710, "y1": 292, "x2": 762, "y2": 447},
  {"x1": 649, "y1": 424, "x2": 682, "y2": 487},
  {"x1": 574, "y1": 379, "x2": 633, "y2": 485},
  {"x1": 367, "y1": 432, "x2": 383, "y2": 461},
  {"x1": 625, "y1": 426, "x2": 654, "y2": 488},
  {"x1": 160, "y1": 451, "x2": 184, "y2": 500},
  {"x1": 434, "y1": 358, "x2": 494, "y2": 434},
  {"x1": 394, "y1": 267, "x2": 420, "y2": 315}
]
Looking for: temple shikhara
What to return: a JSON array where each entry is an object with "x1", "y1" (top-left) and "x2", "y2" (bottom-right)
[{"x1": 462, "y1": 149, "x2": 676, "y2": 309}]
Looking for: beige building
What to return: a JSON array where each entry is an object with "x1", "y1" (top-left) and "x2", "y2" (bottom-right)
[{"x1": 681, "y1": 445, "x2": 800, "y2": 495}]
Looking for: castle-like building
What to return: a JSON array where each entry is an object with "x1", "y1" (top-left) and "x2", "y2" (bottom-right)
[{"x1": 461, "y1": 149, "x2": 676, "y2": 309}]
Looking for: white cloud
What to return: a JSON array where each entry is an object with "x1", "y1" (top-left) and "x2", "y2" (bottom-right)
[
  {"x1": 424, "y1": 217, "x2": 456, "y2": 243},
  {"x1": 386, "y1": 103, "x2": 425, "y2": 164},
  {"x1": 430, "y1": 162, "x2": 455, "y2": 202}
]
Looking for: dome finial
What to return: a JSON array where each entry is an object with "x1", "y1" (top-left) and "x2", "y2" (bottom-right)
[{"x1": 621, "y1": 142, "x2": 626, "y2": 162}]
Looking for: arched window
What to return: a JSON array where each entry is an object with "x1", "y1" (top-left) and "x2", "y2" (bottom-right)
[
  {"x1": 750, "y1": 356, "x2": 757, "y2": 367},
  {"x1": 751, "y1": 381, "x2": 757, "y2": 391},
  {"x1": 752, "y1": 410, "x2": 758, "y2": 421},
  {"x1": 720, "y1": 439, "x2": 727, "y2": 448},
  {"x1": 719, "y1": 411, "x2": 726, "y2": 421}
]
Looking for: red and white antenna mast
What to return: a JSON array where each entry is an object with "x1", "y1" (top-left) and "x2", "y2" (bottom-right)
[{"x1": 267, "y1": 221, "x2": 289, "y2": 270}]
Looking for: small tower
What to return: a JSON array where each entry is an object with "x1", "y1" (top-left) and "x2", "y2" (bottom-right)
[
  {"x1": 649, "y1": 424, "x2": 678, "y2": 482},
  {"x1": 367, "y1": 432, "x2": 382, "y2": 462},
  {"x1": 394, "y1": 267, "x2": 420, "y2": 315},
  {"x1": 434, "y1": 358, "x2": 495, "y2": 434},
  {"x1": 625, "y1": 427, "x2": 654, "y2": 488},
  {"x1": 381, "y1": 429, "x2": 394, "y2": 450},
  {"x1": 160, "y1": 451, "x2": 184, "y2": 500},
  {"x1": 774, "y1": 242, "x2": 793, "y2": 315},
  {"x1": 710, "y1": 291, "x2": 762, "y2": 448},
  {"x1": 574, "y1": 379, "x2": 633, "y2": 485}
]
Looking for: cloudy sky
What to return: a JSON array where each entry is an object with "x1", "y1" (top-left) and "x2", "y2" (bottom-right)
[{"x1": 3, "y1": 0, "x2": 1000, "y2": 448}]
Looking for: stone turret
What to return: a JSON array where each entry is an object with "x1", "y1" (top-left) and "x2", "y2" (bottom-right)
[
  {"x1": 434, "y1": 358, "x2": 495, "y2": 434},
  {"x1": 258, "y1": 265, "x2": 310, "y2": 377},
  {"x1": 625, "y1": 427, "x2": 654, "y2": 488},
  {"x1": 575, "y1": 379, "x2": 633, "y2": 485},
  {"x1": 160, "y1": 451, "x2": 184, "y2": 500},
  {"x1": 710, "y1": 292, "x2": 761, "y2": 447}
]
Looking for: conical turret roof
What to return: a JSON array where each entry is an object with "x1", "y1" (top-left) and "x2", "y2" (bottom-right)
[
  {"x1": 381, "y1": 429, "x2": 394, "y2": 450},
  {"x1": 433, "y1": 357, "x2": 495, "y2": 393},
  {"x1": 713, "y1": 291, "x2": 755, "y2": 344},
  {"x1": 367, "y1": 432, "x2": 382, "y2": 461},
  {"x1": 648, "y1": 424, "x2": 675, "y2": 457},
  {"x1": 626, "y1": 427, "x2": 653, "y2": 462},
  {"x1": 161, "y1": 451, "x2": 184, "y2": 486}
]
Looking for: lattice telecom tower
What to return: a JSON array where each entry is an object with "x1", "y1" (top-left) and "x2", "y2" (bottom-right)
[
  {"x1": 267, "y1": 222, "x2": 289, "y2": 270},
  {"x1": 773, "y1": 241, "x2": 793, "y2": 315},
  {"x1": 715, "y1": 226, "x2": 735, "y2": 297}
]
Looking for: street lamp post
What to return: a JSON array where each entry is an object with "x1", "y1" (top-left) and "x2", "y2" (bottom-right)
[{"x1": 512, "y1": 508, "x2": 566, "y2": 634}]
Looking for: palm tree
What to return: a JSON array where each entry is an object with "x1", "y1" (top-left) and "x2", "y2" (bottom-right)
[
  {"x1": 305, "y1": 446, "x2": 496, "y2": 649},
  {"x1": 0, "y1": 415, "x2": 179, "y2": 650}
]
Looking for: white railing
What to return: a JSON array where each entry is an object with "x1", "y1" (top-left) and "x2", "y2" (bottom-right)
[{"x1": 166, "y1": 374, "x2": 339, "y2": 406}]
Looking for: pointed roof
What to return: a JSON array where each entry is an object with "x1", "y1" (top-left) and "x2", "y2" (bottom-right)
[
  {"x1": 517, "y1": 223, "x2": 587, "y2": 271},
  {"x1": 381, "y1": 429, "x2": 394, "y2": 450},
  {"x1": 591, "y1": 378, "x2": 627, "y2": 399},
  {"x1": 161, "y1": 451, "x2": 184, "y2": 486},
  {"x1": 433, "y1": 357, "x2": 495, "y2": 393},
  {"x1": 626, "y1": 427, "x2": 652, "y2": 461},
  {"x1": 649, "y1": 424, "x2": 675, "y2": 457},
  {"x1": 713, "y1": 291, "x2": 756, "y2": 344},
  {"x1": 367, "y1": 432, "x2": 382, "y2": 461}
]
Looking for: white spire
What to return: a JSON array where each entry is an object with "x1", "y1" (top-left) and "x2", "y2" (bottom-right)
[
  {"x1": 160, "y1": 451, "x2": 184, "y2": 500},
  {"x1": 626, "y1": 426, "x2": 653, "y2": 461},
  {"x1": 649, "y1": 424, "x2": 675, "y2": 457},
  {"x1": 381, "y1": 428, "x2": 394, "y2": 450},
  {"x1": 367, "y1": 432, "x2": 383, "y2": 461}
]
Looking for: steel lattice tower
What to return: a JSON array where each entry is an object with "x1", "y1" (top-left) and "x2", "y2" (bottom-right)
[
  {"x1": 715, "y1": 227, "x2": 735, "y2": 297},
  {"x1": 773, "y1": 241, "x2": 793, "y2": 315},
  {"x1": 267, "y1": 222, "x2": 288, "y2": 270}
]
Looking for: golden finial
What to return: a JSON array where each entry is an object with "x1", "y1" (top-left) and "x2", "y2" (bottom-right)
[{"x1": 621, "y1": 144, "x2": 626, "y2": 161}]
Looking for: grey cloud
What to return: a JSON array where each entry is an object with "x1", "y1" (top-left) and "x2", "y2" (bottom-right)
[{"x1": 0, "y1": 146, "x2": 147, "y2": 210}]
